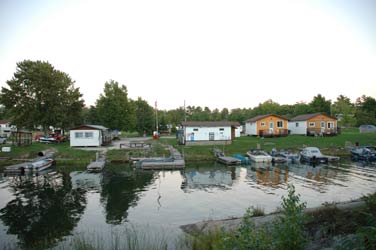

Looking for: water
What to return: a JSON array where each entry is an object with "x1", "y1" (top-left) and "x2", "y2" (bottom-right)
[{"x1": 1, "y1": 160, "x2": 376, "y2": 249}]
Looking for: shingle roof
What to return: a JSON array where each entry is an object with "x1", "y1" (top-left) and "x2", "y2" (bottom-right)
[
  {"x1": 180, "y1": 121, "x2": 240, "y2": 127},
  {"x1": 245, "y1": 114, "x2": 288, "y2": 123},
  {"x1": 290, "y1": 113, "x2": 336, "y2": 121}
]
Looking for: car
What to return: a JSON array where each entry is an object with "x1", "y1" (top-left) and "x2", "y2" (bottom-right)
[
  {"x1": 359, "y1": 125, "x2": 376, "y2": 133},
  {"x1": 0, "y1": 136, "x2": 7, "y2": 144}
]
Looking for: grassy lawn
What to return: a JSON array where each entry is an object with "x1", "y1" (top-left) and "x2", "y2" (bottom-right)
[
  {"x1": 0, "y1": 141, "x2": 96, "y2": 170},
  {"x1": 159, "y1": 128, "x2": 376, "y2": 162}
]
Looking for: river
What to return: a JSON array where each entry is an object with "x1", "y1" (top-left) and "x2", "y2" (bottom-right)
[{"x1": 1, "y1": 160, "x2": 375, "y2": 249}]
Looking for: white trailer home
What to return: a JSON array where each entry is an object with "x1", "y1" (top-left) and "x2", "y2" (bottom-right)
[
  {"x1": 178, "y1": 121, "x2": 240, "y2": 145},
  {"x1": 70, "y1": 125, "x2": 112, "y2": 147}
]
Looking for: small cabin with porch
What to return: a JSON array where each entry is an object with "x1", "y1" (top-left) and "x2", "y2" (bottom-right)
[
  {"x1": 288, "y1": 113, "x2": 338, "y2": 136},
  {"x1": 178, "y1": 121, "x2": 240, "y2": 145},
  {"x1": 245, "y1": 114, "x2": 289, "y2": 137},
  {"x1": 70, "y1": 125, "x2": 112, "y2": 147}
]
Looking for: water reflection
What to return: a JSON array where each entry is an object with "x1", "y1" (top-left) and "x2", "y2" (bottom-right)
[
  {"x1": 0, "y1": 170, "x2": 86, "y2": 249},
  {"x1": 99, "y1": 166, "x2": 156, "y2": 224},
  {"x1": 181, "y1": 165, "x2": 241, "y2": 191}
]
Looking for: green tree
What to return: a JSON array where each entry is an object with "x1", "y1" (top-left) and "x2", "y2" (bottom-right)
[
  {"x1": 332, "y1": 95, "x2": 356, "y2": 127},
  {"x1": 292, "y1": 102, "x2": 312, "y2": 116},
  {"x1": 253, "y1": 99, "x2": 280, "y2": 115},
  {"x1": 309, "y1": 94, "x2": 331, "y2": 115},
  {"x1": 0, "y1": 60, "x2": 84, "y2": 132},
  {"x1": 134, "y1": 98, "x2": 154, "y2": 135},
  {"x1": 355, "y1": 95, "x2": 376, "y2": 126},
  {"x1": 95, "y1": 80, "x2": 136, "y2": 131}
]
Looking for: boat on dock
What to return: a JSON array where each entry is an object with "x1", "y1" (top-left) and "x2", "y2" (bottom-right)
[
  {"x1": 272, "y1": 150, "x2": 300, "y2": 164},
  {"x1": 351, "y1": 146, "x2": 376, "y2": 162},
  {"x1": 5, "y1": 158, "x2": 54, "y2": 174},
  {"x1": 300, "y1": 147, "x2": 339, "y2": 164},
  {"x1": 87, "y1": 152, "x2": 106, "y2": 172},
  {"x1": 246, "y1": 149, "x2": 272, "y2": 163}
]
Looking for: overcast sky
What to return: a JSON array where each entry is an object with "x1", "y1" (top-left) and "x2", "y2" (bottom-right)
[{"x1": 0, "y1": 0, "x2": 375, "y2": 110}]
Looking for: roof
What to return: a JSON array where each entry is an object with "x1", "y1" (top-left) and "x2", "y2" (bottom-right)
[
  {"x1": 70, "y1": 124, "x2": 109, "y2": 131},
  {"x1": 0, "y1": 120, "x2": 11, "y2": 125},
  {"x1": 290, "y1": 113, "x2": 337, "y2": 121},
  {"x1": 180, "y1": 121, "x2": 241, "y2": 127},
  {"x1": 245, "y1": 114, "x2": 288, "y2": 123}
]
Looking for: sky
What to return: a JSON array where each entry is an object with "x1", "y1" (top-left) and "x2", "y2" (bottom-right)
[{"x1": 0, "y1": 0, "x2": 375, "y2": 110}]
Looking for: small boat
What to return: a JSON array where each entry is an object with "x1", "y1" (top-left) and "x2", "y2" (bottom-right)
[
  {"x1": 300, "y1": 147, "x2": 329, "y2": 164},
  {"x1": 26, "y1": 158, "x2": 54, "y2": 172},
  {"x1": 351, "y1": 146, "x2": 376, "y2": 162},
  {"x1": 277, "y1": 150, "x2": 301, "y2": 164},
  {"x1": 246, "y1": 149, "x2": 272, "y2": 163},
  {"x1": 233, "y1": 154, "x2": 250, "y2": 165}
]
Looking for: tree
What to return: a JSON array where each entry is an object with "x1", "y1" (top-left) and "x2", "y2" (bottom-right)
[
  {"x1": 95, "y1": 80, "x2": 136, "y2": 131},
  {"x1": 0, "y1": 60, "x2": 84, "y2": 132},
  {"x1": 355, "y1": 95, "x2": 376, "y2": 126},
  {"x1": 134, "y1": 97, "x2": 154, "y2": 135},
  {"x1": 309, "y1": 94, "x2": 331, "y2": 115},
  {"x1": 332, "y1": 95, "x2": 356, "y2": 127}
]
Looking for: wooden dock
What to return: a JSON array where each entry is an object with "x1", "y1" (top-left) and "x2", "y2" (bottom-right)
[
  {"x1": 87, "y1": 152, "x2": 106, "y2": 172},
  {"x1": 213, "y1": 148, "x2": 241, "y2": 166},
  {"x1": 134, "y1": 146, "x2": 185, "y2": 170},
  {"x1": 217, "y1": 156, "x2": 241, "y2": 166}
]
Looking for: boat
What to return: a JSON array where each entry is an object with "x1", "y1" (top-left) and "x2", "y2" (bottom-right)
[
  {"x1": 233, "y1": 154, "x2": 250, "y2": 165},
  {"x1": 351, "y1": 146, "x2": 376, "y2": 162},
  {"x1": 246, "y1": 149, "x2": 272, "y2": 163},
  {"x1": 26, "y1": 158, "x2": 54, "y2": 172},
  {"x1": 5, "y1": 158, "x2": 54, "y2": 174},
  {"x1": 276, "y1": 150, "x2": 301, "y2": 164},
  {"x1": 300, "y1": 147, "x2": 329, "y2": 164}
]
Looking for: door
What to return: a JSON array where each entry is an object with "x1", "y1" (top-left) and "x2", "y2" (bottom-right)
[
  {"x1": 321, "y1": 122, "x2": 325, "y2": 135},
  {"x1": 269, "y1": 122, "x2": 274, "y2": 135},
  {"x1": 209, "y1": 132, "x2": 214, "y2": 141}
]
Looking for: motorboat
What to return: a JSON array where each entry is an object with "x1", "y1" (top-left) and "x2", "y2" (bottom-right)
[
  {"x1": 247, "y1": 149, "x2": 272, "y2": 163},
  {"x1": 274, "y1": 150, "x2": 301, "y2": 164},
  {"x1": 300, "y1": 147, "x2": 329, "y2": 164},
  {"x1": 26, "y1": 158, "x2": 54, "y2": 172},
  {"x1": 351, "y1": 146, "x2": 376, "y2": 162}
]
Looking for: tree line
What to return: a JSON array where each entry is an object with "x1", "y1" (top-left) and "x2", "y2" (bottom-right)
[{"x1": 0, "y1": 60, "x2": 375, "y2": 135}]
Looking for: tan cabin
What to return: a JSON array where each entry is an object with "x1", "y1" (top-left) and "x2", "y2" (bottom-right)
[
  {"x1": 289, "y1": 113, "x2": 338, "y2": 136},
  {"x1": 245, "y1": 114, "x2": 289, "y2": 137}
]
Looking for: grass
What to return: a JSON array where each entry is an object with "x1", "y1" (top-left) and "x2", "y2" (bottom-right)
[
  {"x1": 159, "y1": 128, "x2": 376, "y2": 162},
  {"x1": 0, "y1": 141, "x2": 96, "y2": 170}
]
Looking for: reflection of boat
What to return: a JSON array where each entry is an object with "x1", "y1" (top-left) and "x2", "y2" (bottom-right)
[
  {"x1": 351, "y1": 146, "x2": 376, "y2": 162},
  {"x1": 247, "y1": 150, "x2": 272, "y2": 163}
]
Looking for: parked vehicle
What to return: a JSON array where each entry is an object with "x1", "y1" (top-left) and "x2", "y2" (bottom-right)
[
  {"x1": 0, "y1": 136, "x2": 7, "y2": 144},
  {"x1": 359, "y1": 125, "x2": 376, "y2": 133},
  {"x1": 351, "y1": 146, "x2": 376, "y2": 162}
]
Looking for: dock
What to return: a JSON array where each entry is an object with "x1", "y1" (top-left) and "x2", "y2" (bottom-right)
[
  {"x1": 133, "y1": 146, "x2": 185, "y2": 170},
  {"x1": 213, "y1": 148, "x2": 241, "y2": 166},
  {"x1": 87, "y1": 152, "x2": 106, "y2": 172}
]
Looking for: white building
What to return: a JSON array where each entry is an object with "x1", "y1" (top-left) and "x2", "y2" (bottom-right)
[
  {"x1": 178, "y1": 121, "x2": 240, "y2": 145},
  {"x1": 0, "y1": 120, "x2": 15, "y2": 137},
  {"x1": 70, "y1": 125, "x2": 112, "y2": 147}
]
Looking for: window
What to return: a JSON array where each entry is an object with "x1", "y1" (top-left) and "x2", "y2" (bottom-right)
[
  {"x1": 193, "y1": 128, "x2": 199, "y2": 131},
  {"x1": 295, "y1": 123, "x2": 299, "y2": 127},
  {"x1": 85, "y1": 132, "x2": 94, "y2": 138},
  {"x1": 277, "y1": 120, "x2": 283, "y2": 128},
  {"x1": 260, "y1": 122, "x2": 266, "y2": 127},
  {"x1": 309, "y1": 122, "x2": 315, "y2": 127},
  {"x1": 75, "y1": 132, "x2": 83, "y2": 138},
  {"x1": 219, "y1": 128, "x2": 224, "y2": 131}
]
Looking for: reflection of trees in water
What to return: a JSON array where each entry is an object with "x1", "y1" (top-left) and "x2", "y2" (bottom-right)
[
  {"x1": 100, "y1": 168, "x2": 156, "y2": 224},
  {"x1": 0, "y1": 171, "x2": 86, "y2": 249}
]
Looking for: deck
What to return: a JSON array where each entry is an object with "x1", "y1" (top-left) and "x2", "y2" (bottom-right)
[
  {"x1": 216, "y1": 156, "x2": 241, "y2": 166},
  {"x1": 134, "y1": 145, "x2": 185, "y2": 170}
]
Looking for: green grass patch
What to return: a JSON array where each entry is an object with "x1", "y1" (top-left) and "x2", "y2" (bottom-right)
[{"x1": 159, "y1": 128, "x2": 376, "y2": 162}]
